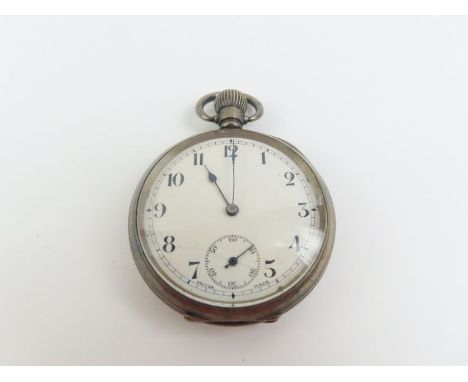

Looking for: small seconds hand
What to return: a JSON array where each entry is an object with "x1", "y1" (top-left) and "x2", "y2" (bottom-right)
[{"x1": 225, "y1": 244, "x2": 254, "y2": 268}]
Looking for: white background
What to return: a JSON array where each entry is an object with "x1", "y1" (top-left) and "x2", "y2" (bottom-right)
[{"x1": 0, "y1": 17, "x2": 467, "y2": 365}]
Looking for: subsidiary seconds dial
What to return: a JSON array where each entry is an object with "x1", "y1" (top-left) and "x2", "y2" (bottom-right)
[{"x1": 205, "y1": 235, "x2": 260, "y2": 291}]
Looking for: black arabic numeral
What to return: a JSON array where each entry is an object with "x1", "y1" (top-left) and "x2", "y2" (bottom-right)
[
  {"x1": 188, "y1": 261, "x2": 200, "y2": 279},
  {"x1": 264, "y1": 259, "x2": 276, "y2": 278},
  {"x1": 162, "y1": 235, "x2": 175, "y2": 253},
  {"x1": 298, "y1": 202, "x2": 310, "y2": 217},
  {"x1": 208, "y1": 245, "x2": 217, "y2": 254},
  {"x1": 153, "y1": 202, "x2": 167, "y2": 218},
  {"x1": 224, "y1": 143, "x2": 238, "y2": 158},
  {"x1": 289, "y1": 235, "x2": 300, "y2": 252},
  {"x1": 261, "y1": 152, "x2": 266, "y2": 164},
  {"x1": 249, "y1": 268, "x2": 258, "y2": 278},
  {"x1": 167, "y1": 173, "x2": 184, "y2": 187},
  {"x1": 284, "y1": 171, "x2": 295, "y2": 186},
  {"x1": 193, "y1": 153, "x2": 204, "y2": 166}
]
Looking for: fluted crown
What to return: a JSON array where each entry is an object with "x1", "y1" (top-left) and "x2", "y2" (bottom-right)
[{"x1": 214, "y1": 89, "x2": 248, "y2": 113}]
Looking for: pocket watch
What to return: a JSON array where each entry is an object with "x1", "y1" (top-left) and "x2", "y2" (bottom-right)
[{"x1": 129, "y1": 89, "x2": 335, "y2": 324}]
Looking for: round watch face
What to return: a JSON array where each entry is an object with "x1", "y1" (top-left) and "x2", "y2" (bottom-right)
[{"x1": 133, "y1": 130, "x2": 330, "y2": 309}]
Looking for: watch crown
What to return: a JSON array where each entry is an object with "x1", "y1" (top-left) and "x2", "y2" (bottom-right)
[
  {"x1": 214, "y1": 89, "x2": 248, "y2": 113},
  {"x1": 196, "y1": 89, "x2": 263, "y2": 129}
]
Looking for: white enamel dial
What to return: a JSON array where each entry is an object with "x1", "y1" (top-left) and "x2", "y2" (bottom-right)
[{"x1": 138, "y1": 135, "x2": 326, "y2": 308}]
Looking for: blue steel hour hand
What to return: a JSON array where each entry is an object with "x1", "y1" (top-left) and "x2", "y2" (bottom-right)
[{"x1": 204, "y1": 165, "x2": 239, "y2": 216}]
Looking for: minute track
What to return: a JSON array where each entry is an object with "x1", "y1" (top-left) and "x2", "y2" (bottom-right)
[{"x1": 142, "y1": 137, "x2": 321, "y2": 307}]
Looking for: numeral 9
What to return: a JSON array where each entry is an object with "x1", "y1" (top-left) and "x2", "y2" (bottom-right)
[{"x1": 153, "y1": 203, "x2": 166, "y2": 218}]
